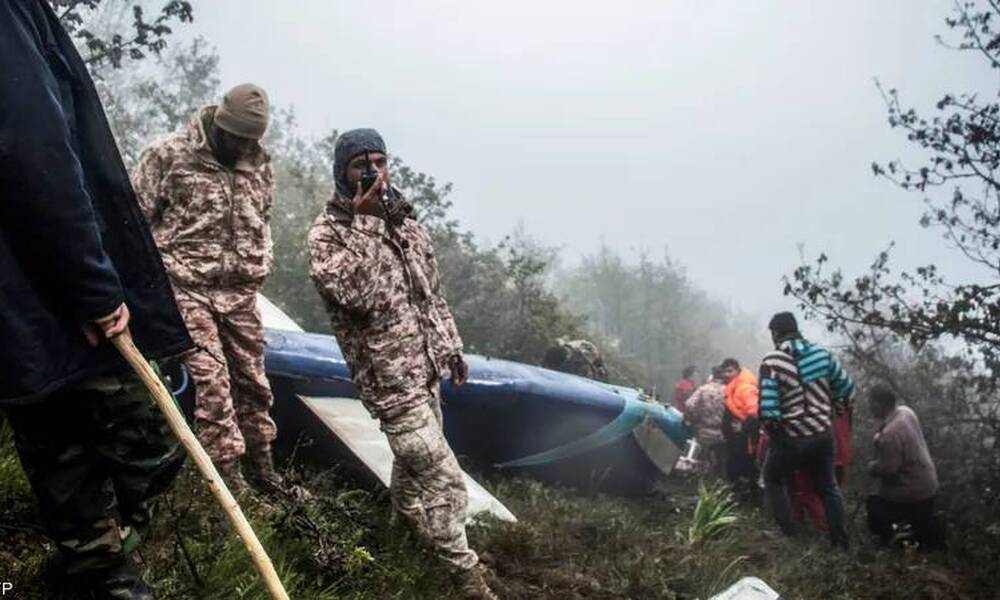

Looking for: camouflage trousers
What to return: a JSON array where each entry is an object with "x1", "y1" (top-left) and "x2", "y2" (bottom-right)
[
  {"x1": 383, "y1": 392, "x2": 479, "y2": 573},
  {"x1": 4, "y1": 372, "x2": 185, "y2": 575},
  {"x1": 174, "y1": 287, "x2": 277, "y2": 463}
]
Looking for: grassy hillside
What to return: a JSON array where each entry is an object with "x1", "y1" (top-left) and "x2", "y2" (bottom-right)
[{"x1": 0, "y1": 422, "x2": 991, "y2": 599}]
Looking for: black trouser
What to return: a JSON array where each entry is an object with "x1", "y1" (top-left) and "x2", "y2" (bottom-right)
[
  {"x1": 4, "y1": 374, "x2": 185, "y2": 576},
  {"x1": 723, "y1": 421, "x2": 759, "y2": 502},
  {"x1": 866, "y1": 495, "x2": 945, "y2": 550},
  {"x1": 762, "y1": 429, "x2": 848, "y2": 548}
]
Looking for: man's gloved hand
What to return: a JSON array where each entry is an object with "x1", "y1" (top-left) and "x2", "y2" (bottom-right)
[{"x1": 81, "y1": 302, "x2": 131, "y2": 347}]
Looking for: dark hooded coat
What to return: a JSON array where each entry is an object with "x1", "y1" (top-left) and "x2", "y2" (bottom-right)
[{"x1": 0, "y1": 0, "x2": 192, "y2": 405}]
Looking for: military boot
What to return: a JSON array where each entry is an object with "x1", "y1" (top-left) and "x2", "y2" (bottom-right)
[
  {"x1": 79, "y1": 561, "x2": 155, "y2": 600},
  {"x1": 244, "y1": 446, "x2": 287, "y2": 496},
  {"x1": 453, "y1": 564, "x2": 500, "y2": 600},
  {"x1": 216, "y1": 458, "x2": 250, "y2": 497}
]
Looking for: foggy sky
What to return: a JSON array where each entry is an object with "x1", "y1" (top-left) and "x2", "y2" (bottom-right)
[{"x1": 183, "y1": 1, "x2": 992, "y2": 328}]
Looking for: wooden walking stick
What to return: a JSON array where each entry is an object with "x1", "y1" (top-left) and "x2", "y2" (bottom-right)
[{"x1": 111, "y1": 331, "x2": 290, "y2": 600}]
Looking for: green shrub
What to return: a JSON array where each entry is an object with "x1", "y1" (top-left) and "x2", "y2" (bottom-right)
[{"x1": 684, "y1": 481, "x2": 739, "y2": 546}]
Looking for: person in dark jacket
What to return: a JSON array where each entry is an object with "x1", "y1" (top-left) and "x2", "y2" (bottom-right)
[
  {"x1": 720, "y1": 357, "x2": 760, "y2": 497},
  {"x1": 0, "y1": 1, "x2": 193, "y2": 597}
]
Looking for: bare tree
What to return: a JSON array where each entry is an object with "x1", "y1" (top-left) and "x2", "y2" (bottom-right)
[{"x1": 786, "y1": 1, "x2": 1000, "y2": 379}]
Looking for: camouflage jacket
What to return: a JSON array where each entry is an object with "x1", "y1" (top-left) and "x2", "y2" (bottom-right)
[
  {"x1": 307, "y1": 194, "x2": 463, "y2": 420},
  {"x1": 131, "y1": 106, "x2": 274, "y2": 291},
  {"x1": 684, "y1": 381, "x2": 726, "y2": 445}
]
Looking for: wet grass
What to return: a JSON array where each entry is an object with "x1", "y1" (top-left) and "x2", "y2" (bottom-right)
[{"x1": 0, "y1": 425, "x2": 993, "y2": 599}]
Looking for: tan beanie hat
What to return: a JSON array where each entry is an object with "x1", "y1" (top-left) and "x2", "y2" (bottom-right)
[{"x1": 214, "y1": 83, "x2": 269, "y2": 139}]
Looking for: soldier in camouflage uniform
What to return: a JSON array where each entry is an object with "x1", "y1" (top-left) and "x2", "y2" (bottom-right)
[
  {"x1": 683, "y1": 366, "x2": 728, "y2": 477},
  {"x1": 131, "y1": 84, "x2": 283, "y2": 494},
  {"x1": 542, "y1": 338, "x2": 609, "y2": 382},
  {"x1": 308, "y1": 129, "x2": 498, "y2": 600}
]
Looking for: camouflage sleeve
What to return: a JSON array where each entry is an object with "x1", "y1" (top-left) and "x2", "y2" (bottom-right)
[
  {"x1": 261, "y1": 162, "x2": 275, "y2": 267},
  {"x1": 131, "y1": 145, "x2": 169, "y2": 226},
  {"x1": 684, "y1": 387, "x2": 705, "y2": 427},
  {"x1": 260, "y1": 163, "x2": 275, "y2": 223},
  {"x1": 307, "y1": 221, "x2": 376, "y2": 318}
]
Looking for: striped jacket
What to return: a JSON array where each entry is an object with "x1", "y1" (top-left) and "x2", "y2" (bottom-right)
[{"x1": 758, "y1": 338, "x2": 854, "y2": 437}]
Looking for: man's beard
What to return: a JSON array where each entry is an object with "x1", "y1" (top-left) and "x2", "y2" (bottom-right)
[{"x1": 215, "y1": 146, "x2": 240, "y2": 168}]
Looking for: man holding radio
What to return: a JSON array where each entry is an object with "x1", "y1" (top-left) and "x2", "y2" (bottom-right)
[{"x1": 308, "y1": 129, "x2": 497, "y2": 600}]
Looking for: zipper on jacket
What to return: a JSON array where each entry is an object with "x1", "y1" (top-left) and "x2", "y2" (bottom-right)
[
  {"x1": 383, "y1": 226, "x2": 439, "y2": 373},
  {"x1": 227, "y1": 171, "x2": 238, "y2": 284},
  {"x1": 216, "y1": 169, "x2": 236, "y2": 286}
]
